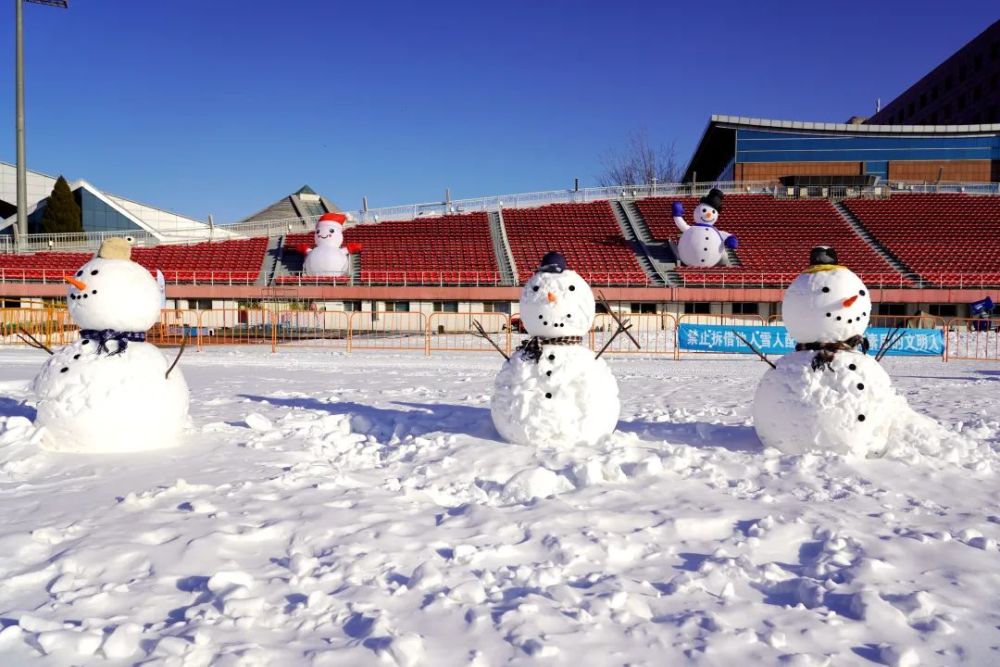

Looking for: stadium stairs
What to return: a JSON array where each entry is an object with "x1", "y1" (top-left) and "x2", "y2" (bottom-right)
[
  {"x1": 608, "y1": 200, "x2": 667, "y2": 286},
  {"x1": 489, "y1": 210, "x2": 519, "y2": 284},
  {"x1": 617, "y1": 199, "x2": 682, "y2": 286},
  {"x1": 258, "y1": 235, "x2": 284, "y2": 286},
  {"x1": 833, "y1": 202, "x2": 918, "y2": 281}
]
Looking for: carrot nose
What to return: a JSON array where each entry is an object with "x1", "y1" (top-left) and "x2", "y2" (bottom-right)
[
  {"x1": 547, "y1": 292, "x2": 557, "y2": 303},
  {"x1": 64, "y1": 275, "x2": 87, "y2": 291},
  {"x1": 842, "y1": 295, "x2": 858, "y2": 308}
]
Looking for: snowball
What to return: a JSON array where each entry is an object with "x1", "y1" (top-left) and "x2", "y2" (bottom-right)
[
  {"x1": 500, "y1": 467, "x2": 573, "y2": 504},
  {"x1": 33, "y1": 341, "x2": 189, "y2": 453},
  {"x1": 244, "y1": 413, "x2": 273, "y2": 432},
  {"x1": 491, "y1": 346, "x2": 619, "y2": 447}
]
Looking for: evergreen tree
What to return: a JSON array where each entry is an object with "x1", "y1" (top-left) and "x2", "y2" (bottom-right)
[{"x1": 40, "y1": 176, "x2": 83, "y2": 234}]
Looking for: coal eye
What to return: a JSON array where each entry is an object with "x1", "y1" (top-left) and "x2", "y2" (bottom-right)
[
  {"x1": 569, "y1": 285, "x2": 576, "y2": 291},
  {"x1": 859, "y1": 290, "x2": 866, "y2": 296},
  {"x1": 91, "y1": 269, "x2": 99, "y2": 276},
  {"x1": 532, "y1": 285, "x2": 539, "y2": 292},
  {"x1": 75, "y1": 270, "x2": 83, "y2": 277},
  {"x1": 821, "y1": 287, "x2": 830, "y2": 293}
]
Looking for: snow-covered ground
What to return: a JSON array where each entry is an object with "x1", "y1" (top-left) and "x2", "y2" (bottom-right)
[{"x1": 0, "y1": 346, "x2": 998, "y2": 666}]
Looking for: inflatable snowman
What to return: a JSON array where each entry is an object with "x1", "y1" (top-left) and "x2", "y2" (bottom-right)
[
  {"x1": 491, "y1": 252, "x2": 619, "y2": 447},
  {"x1": 752, "y1": 246, "x2": 922, "y2": 457},
  {"x1": 32, "y1": 238, "x2": 189, "y2": 453},
  {"x1": 671, "y1": 188, "x2": 737, "y2": 267},
  {"x1": 302, "y1": 212, "x2": 362, "y2": 277}
]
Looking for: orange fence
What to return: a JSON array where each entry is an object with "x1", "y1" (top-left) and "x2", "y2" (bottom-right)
[
  {"x1": 347, "y1": 311, "x2": 428, "y2": 353},
  {"x1": 592, "y1": 313, "x2": 677, "y2": 356},
  {"x1": 0, "y1": 306, "x2": 74, "y2": 349},
  {"x1": 426, "y1": 312, "x2": 512, "y2": 356},
  {"x1": 4, "y1": 307, "x2": 999, "y2": 363},
  {"x1": 946, "y1": 318, "x2": 1000, "y2": 362}
]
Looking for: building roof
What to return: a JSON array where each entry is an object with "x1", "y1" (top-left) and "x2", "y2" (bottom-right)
[{"x1": 683, "y1": 115, "x2": 1000, "y2": 181}]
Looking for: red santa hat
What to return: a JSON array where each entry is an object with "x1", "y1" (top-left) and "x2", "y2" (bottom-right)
[{"x1": 318, "y1": 212, "x2": 348, "y2": 226}]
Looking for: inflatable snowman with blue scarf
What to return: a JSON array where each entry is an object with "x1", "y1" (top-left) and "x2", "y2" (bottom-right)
[
  {"x1": 672, "y1": 188, "x2": 737, "y2": 267},
  {"x1": 32, "y1": 238, "x2": 189, "y2": 453}
]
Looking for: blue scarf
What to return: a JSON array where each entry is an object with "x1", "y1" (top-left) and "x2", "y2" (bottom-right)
[{"x1": 80, "y1": 329, "x2": 147, "y2": 356}]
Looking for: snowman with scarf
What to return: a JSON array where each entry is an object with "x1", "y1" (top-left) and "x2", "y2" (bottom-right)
[
  {"x1": 31, "y1": 238, "x2": 189, "y2": 453},
  {"x1": 752, "y1": 246, "x2": 958, "y2": 458},
  {"x1": 490, "y1": 252, "x2": 627, "y2": 447},
  {"x1": 671, "y1": 188, "x2": 737, "y2": 267},
  {"x1": 302, "y1": 212, "x2": 362, "y2": 277}
]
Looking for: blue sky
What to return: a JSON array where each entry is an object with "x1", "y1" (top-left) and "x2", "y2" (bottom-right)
[{"x1": 1, "y1": 1, "x2": 996, "y2": 222}]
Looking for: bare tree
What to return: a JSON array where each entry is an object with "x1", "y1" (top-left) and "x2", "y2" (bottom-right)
[{"x1": 598, "y1": 130, "x2": 680, "y2": 187}]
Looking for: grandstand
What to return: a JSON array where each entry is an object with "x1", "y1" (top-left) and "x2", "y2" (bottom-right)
[{"x1": 2, "y1": 182, "x2": 999, "y2": 320}]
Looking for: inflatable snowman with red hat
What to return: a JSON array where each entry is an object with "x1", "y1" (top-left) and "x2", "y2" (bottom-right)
[{"x1": 302, "y1": 212, "x2": 362, "y2": 277}]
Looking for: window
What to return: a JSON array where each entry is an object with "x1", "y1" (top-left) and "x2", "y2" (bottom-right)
[
  {"x1": 877, "y1": 303, "x2": 907, "y2": 316},
  {"x1": 974, "y1": 53, "x2": 982, "y2": 71},
  {"x1": 189, "y1": 298, "x2": 212, "y2": 310},
  {"x1": 931, "y1": 85, "x2": 939, "y2": 100},
  {"x1": 945, "y1": 74, "x2": 954, "y2": 91},
  {"x1": 973, "y1": 85, "x2": 982, "y2": 101},
  {"x1": 2, "y1": 299, "x2": 20, "y2": 308},
  {"x1": 919, "y1": 93, "x2": 927, "y2": 108},
  {"x1": 432, "y1": 301, "x2": 459, "y2": 313},
  {"x1": 907, "y1": 102, "x2": 915, "y2": 117},
  {"x1": 483, "y1": 301, "x2": 512, "y2": 314},
  {"x1": 630, "y1": 303, "x2": 656, "y2": 314},
  {"x1": 343, "y1": 300, "x2": 362, "y2": 312},
  {"x1": 959, "y1": 65, "x2": 967, "y2": 82},
  {"x1": 731, "y1": 302, "x2": 759, "y2": 315},
  {"x1": 929, "y1": 304, "x2": 957, "y2": 318},
  {"x1": 385, "y1": 301, "x2": 410, "y2": 312},
  {"x1": 958, "y1": 94, "x2": 966, "y2": 111},
  {"x1": 684, "y1": 302, "x2": 711, "y2": 315}
]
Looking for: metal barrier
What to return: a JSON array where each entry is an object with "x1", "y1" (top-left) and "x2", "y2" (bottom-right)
[
  {"x1": 274, "y1": 310, "x2": 350, "y2": 350},
  {"x1": 592, "y1": 313, "x2": 677, "y2": 356},
  {"x1": 348, "y1": 311, "x2": 427, "y2": 353},
  {"x1": 148, "y1": 309, "x2": 200, "y2": 347},
  {"x1": 0, "y1": 306, "x2": 73, "y2": 349},
  {"x1": 427, "y1": 312, "x2": 512, "y2": 356},
  {"x1": 946, "y1": 318, "x2": 1000, "y2": 362},
  {"x1": 196, "y1": 309, "x2": 276, "y2": 350}
]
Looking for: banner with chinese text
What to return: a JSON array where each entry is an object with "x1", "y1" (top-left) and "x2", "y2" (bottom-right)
[{"x1": 677, "y1": 324, "x2": 943, "y2": 357}]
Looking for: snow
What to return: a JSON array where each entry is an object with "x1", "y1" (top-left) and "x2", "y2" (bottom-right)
[
  {"x1": 32, "y1": 340, "x2": 189, "y2": 453},
  {"x1": 1, "y1": 346, "x2": 999, "y2": 665}
]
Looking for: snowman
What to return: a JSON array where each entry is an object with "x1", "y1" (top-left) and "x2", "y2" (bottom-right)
[
  {"x1": 671, "y1": 188, "x2": 737, "y2": 267},
  {"x1": 490, "y1": 252, "x2": 620, "y2": 447},
  {"x1": 752, "y1": 246, "x2": 924, "y2": 457},
  {"x1": 32, "y1": 238, "x2": 189, "y2": 453},
  {"x1": 302, "y1": 212, "x2": 362, "y2": 277}
]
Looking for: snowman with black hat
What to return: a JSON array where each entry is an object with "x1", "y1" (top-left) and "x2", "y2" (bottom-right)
[
  {"x1": 671, "y1": 187, "x2": 737, "y2": 267},
  {"x1": 490, "y1": 252, "x2": 620, "y2": 447}
]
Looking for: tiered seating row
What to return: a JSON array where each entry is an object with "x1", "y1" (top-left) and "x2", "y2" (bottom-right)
[
  {"x1": 502, "y1": 201, "x2": 647, "y2": 285},
  {"x1": 0, "y1": 238, "x2": 267, "y2": 284},
  {"x1": 844, "y1": 194, "x2": 1000, "y2": 286},
  {"x1": 283, "y1": 212, "x2": 501, "y2": 285}
]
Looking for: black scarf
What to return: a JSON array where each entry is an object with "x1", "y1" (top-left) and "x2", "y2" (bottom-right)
[
  {"x1": 795, "y1": 335, "x2": 870, "y2": 371},
  {"x1": 516, "y1": 335, "x2": 584, "y2": 363},
  {"x1": 80, "y1": 329, "x2": 147, "y2": 356}
]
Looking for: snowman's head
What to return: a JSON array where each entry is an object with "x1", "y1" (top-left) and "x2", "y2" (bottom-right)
[
  {"x1": 64, "y1": 238, "x2": 161, "y2": 332},
  {"x1": 519, "y1": 252, "x2": 595, "y2": 338},
  {"x1": 314, "y1": 212, "x2": 347, "y2": 248},
  {"x1": 694, "y1": 188, "x2": 724, "y2": 226},
  {"x1": 783, "y1": 248, "x2": 871, "y2": 344}
]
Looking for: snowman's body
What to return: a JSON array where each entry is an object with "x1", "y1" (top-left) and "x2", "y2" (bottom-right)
[
  {"x1": 490, "y1": 255, "x2": 620, "y2": 447},
  {"x1": 673, "y1": 196, "x2": 733, "y2": 267},
  {"x1": 753, "y1": 350, "x2": 898, "y2": 456},
  {"x1": 34, "y1": 340, "x2": 188, "y2": 453},
  {"x1": 31, "y1": 240, "x2": 189, "y2": 453},
  {"x1": 752, "y1": 251, "x2": 936, "y2": 457},
  {"x1": 303, "y1": 216, "x2": 350, "y2": 277}
]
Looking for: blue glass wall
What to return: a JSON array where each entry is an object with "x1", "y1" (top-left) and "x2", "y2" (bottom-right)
[
  {"x1": 76, "y1": 189, "x2": 141, "y2": 233},
  {"x1": 736, "y1": 128, "x2": 1000, "y2": 174}
]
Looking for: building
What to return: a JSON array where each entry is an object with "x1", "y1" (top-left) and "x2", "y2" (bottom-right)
[
  {"x1": 240, "y1": 185, "x2": 342, "y2": 225},
  {"x1": 868, "y1": 19, "x2": 1000, "y2": 126},
  {"x1": 683, "y1": 115, "x2": 1000, "y2": 184},
  {"x1": 0, "y1": 161, "x2": 217, "y2": 241}
]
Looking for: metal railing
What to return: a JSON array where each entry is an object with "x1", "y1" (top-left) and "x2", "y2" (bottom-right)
[{"x1": 7, "y1": 178, "x2": 1000, "y2": 254}]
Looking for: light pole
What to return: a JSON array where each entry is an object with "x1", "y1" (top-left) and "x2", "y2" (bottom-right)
[{"x1": 14, "y1": 0, "x2": 68, "y2": 247}]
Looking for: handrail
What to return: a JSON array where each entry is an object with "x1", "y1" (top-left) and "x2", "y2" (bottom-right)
[{"x1": 5, "y1": 178, "x2": 1000, "y2": 254}]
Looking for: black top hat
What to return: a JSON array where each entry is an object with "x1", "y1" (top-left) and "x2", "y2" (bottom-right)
[
  {"x1": 699, "y1": 188, "x2": 724, "y2": 213},
  {"x1": 538, "y1": 251, "x2": 567, "y2": 273},
  {"x1": 809, "y1": 246, "x2": 839, "y2": 266}
]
